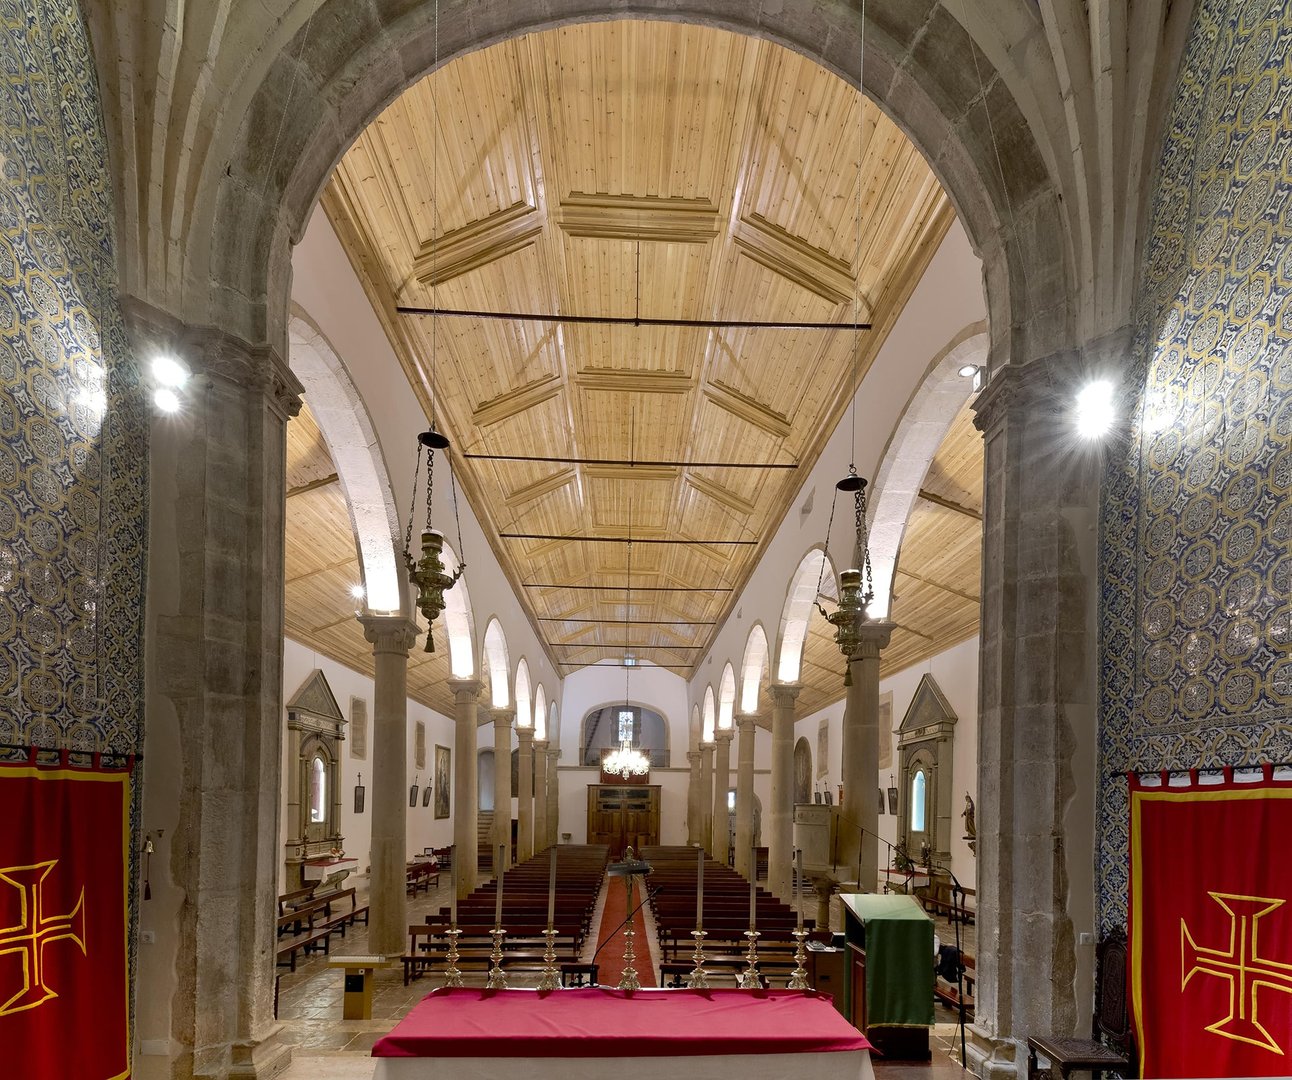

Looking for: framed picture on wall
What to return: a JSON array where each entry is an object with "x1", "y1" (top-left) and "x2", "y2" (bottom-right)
[
  {"x1": 422, "y1": 785, "x2": 432, "y2": 808},
  {"x1": 817, "y1": 718, "x2": 829, "y2": 777},
  {"x1": 434, "y1": 745, "x2": 451, "y2": 819}
]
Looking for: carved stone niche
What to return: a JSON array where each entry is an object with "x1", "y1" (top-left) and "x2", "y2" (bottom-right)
[
  {"x1": 284, "y1": 669, "x2": 347, "y2": 890},
  {"x1": 896, "y1": 674, "x2": 957, "y2": 867}
]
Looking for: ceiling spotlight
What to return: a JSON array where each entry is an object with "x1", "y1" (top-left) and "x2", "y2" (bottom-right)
[
  {"x1": 957, "y1": 363, "x2": 979, "y2": 378},
  {"x1": 350, "y1": 584, "x2": 366, "y2": 600},
  {"x1": 152, "y1": 354, "x2": 189, "y2": 388},
  {"x1": 623, "y1": 656, "x2": 637, "y2": 667},
  {"x1": 1076, "y1": 379, "x2": 1115, "y2": 439},
  {"x1": 153, "y1": 387, "x2": 181, "y2": 414}
]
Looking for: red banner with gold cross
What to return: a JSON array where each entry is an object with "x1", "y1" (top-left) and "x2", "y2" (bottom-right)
[
  {"x1": 1131, "y1": 767, "x2": 1292, "y2": 1077},
  {"x1": 0, "y1": 750, "x2": 133, "y2": 1079}
]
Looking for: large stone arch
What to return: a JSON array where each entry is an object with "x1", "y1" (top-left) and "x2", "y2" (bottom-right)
[
  {"x1": 739, "y1": 624, "x2": 770, "y2": 714},
  {"x1": 776, "y1": 546, "x2": 836, "y2": 683},
  {"x1": 184, "y1": 2, "x2": 1070, "y2": 375},
  {"x1": 867, "y1": 324, "x2": 989, "y2": 617}
]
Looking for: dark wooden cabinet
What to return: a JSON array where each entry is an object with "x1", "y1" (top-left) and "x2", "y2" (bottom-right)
[{"x1": 586, "y1": 784, "x2": 660, "y2": 858}]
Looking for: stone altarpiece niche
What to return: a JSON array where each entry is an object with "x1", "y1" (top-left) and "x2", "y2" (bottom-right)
[
  {"x1": 285, "y1": 670, "x2": 347, "y2": 889},
  {"x1": 896, "y1": 674, "x2": 957, "y2": 866}
]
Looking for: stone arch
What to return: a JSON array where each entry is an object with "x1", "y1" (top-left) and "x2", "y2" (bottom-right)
[
  {"x1": 514, "y1": 658, "x2": 532, "y2": 729},
  {"x1": 533, "y1": 684, "x2": 548, "y2": 739},
  {"x1": 193, "y1": 2, "x2": 1071, "y2": 379},
  {"x1": 439, "y1": 541, "x2": 475, "y2": 678},
  {"x1": 867, "y1": 325, "x2": 988, "y2": 617},
  {"x1": 481, "y1": 618, "x2": 510, "y2": 708},
  {"x1": 739, "y1": 624, "x2": 770, "y2": 714},
  {"x1": 477, "y1": 748, "x2": 495, "y2": 811},
  {"x1": 776, "y1": 547, "x2": 835, "y2": 683},
  {"x1": 580, "y1": 701, "x2": 671, "y2": 766},
  {"x1": 287, "y1": 311, "x2": 403, "y2": 613},
  {"x1": 690, "y1": 703, "x2": 701, "y2": 751},
  {"x1": 718, "y1": 663, "x2": 737, "y2": 730},
  {"x1": 702, "y1": 687, "x2": 716, "y2": 743}
]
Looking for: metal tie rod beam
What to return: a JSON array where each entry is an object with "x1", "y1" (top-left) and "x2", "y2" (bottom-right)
[{"x1": 397, "y1": 305, "x2": 872, "y2": 332}]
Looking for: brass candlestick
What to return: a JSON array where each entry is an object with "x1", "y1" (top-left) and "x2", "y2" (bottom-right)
[
  {"x1": 537, "y1": 927, "x2": 561, "y2": 991},
  {"x1": 787, "y1": 928, "x2": 810, "y2": 990},
  {"x1": 618, "y1": 874, "x2": 641, "y2": 990},
  {"x1": 486, "y1": 927, "x2": 508, "y2": 989},
  {"x1": 685, "y1": 929, "x2": 710, "y2": 989},
  {"x1": 738, "y1": 929, "x2": 761, "y2": 989},
  {"x1": 442, "y1": 926, "x2": 464, "y2": 989}
]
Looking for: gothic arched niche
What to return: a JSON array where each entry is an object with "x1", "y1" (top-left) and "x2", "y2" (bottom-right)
[
  {"x1": 793, "y1": 737, "x2": 813, "y2": 804},
  {"x1": 284, "y1": 669, "x2": 347, "y2": 888},
  {"x1": 896, "y1": 674, "x2": 957, "y2": 864}
]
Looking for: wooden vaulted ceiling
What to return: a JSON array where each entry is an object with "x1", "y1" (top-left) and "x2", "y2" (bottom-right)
[{"x1": 297, "y1": 20, "x2": 977, "y2": 715}]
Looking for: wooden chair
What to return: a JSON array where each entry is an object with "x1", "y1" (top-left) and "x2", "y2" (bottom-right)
[{"x1": 1027, "y1": 929, "x2": 1133, "y2": 1079}]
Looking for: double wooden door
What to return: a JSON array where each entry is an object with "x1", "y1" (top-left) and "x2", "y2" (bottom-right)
[{"x1": 586, "y1": 784, "x2": 660, "y2": 858}]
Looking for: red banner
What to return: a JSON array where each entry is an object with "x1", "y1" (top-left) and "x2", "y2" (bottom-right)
[
  {"x1": 1130, "y1": 768, "x2": 1292, "y2": 1077},
  {"x1": 0, "y1": 752, "x2": 132, "y2": 1079}
]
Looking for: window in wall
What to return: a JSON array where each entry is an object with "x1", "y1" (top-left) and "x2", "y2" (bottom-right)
[
  {"x1": 911, "y1": 770, "x2": 926, "y2": 833},
  {"x1": 618, "y1": 709, "x2": 634, "y2": 744},
  {"x1": 727, "y1": 789, "x2": 736, "y2": 812},
  {"x1": 310, "y1": 755, "x2": 327, "y2": 823}
]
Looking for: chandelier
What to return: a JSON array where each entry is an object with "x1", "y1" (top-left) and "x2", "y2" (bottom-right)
[
  {"x1": 604, "y1": 740, "x2": 651, "y2": 779},
  {"x1": 402, "y1": 428, "x2": 465, "y2": 652}
]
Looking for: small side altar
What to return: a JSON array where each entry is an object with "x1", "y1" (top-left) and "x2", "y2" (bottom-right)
[
  {"x1": 373, "y1": 988, "x2": 874, "y2": 1080},
  {"x1": 302, "y1": 855, "x2": 358, "y2": 889}
]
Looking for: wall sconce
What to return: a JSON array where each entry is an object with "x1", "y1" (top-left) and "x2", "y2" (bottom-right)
[
  {"x1": 409, "y1": 777, "x2": 420, "y2": 808},
  {"x1": 354, "y1": 773, "x2": 365, "y2": 814}
]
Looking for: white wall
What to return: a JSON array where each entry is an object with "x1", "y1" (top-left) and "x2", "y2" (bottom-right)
[
  {"x1": 794, "y1": 635, "x2": 980, "y2": 887},
  {"x1": 279, "y1": 638, "x2": 457, "y2": 893}
]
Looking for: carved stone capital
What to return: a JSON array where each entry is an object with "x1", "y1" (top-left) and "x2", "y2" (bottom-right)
[
  {"x1": 516, "y1": 725, "x2": 534, "y2": 747},
  {"x1": 448, "y1": 677, "x2": 482, "y2": 704},
  {"x1": 358, "y1": 615, "x2": 419, "y2": 655},
  {"x1": 769, "y1": 683, "x2": 802, "y2": 708},
  {"x1": 533, "y1": 739, "x2": 548, "y2": 752},
  {"x1": 713, "y1": 728, "x2": 734, "y2": 746},
  {"x1": 736, "y1": 713, "x2": 758, "y2": 734},
  {"x1": 687, "y1": 750, "x2": 702, "y2": 765},
  {"x1": 847, "y1": 620, "x2": 894, "y2": 661},
  {"x1": 492, "y1": 708, "x2": 516, "y2": 732}
]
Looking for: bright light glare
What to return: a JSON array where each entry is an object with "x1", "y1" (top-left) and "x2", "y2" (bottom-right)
[
  {"x1": 350, "y1": 584, "x2": 366, "y2": 600},
  {"x1": 153, "y1": 387, "x2": 181, "y2": 414},
  {"x1": 957, "y1": 363, "x2": 978, "y2": 378},
  {"x1": 152, "y1": 354, "x2": 189, "y2": 388},
  {"x1": 1075, "y1": 380, "x2": 1114, "y2": 439}
]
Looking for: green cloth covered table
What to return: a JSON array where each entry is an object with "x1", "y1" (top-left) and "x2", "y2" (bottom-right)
[{"x1": 840, "y1": 893, "x2": 934, "y2": 1029}]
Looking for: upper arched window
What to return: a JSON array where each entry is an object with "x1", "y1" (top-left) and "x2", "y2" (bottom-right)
[
  {"x1": 911, "y1": 769, "x2": 927, "y2": 833},
  {"x1": 310, "y1": 755, "x2": 327, "y2": 823}
]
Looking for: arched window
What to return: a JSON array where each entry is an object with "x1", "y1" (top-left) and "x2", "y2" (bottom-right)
[
  {"x1": 309, "y1": 755, "x2": 327, "y2": 823},
  {"x1": 581, "y1": 705, "x2": 669, "y2": 767},
  {"x1": 911, "y1": 769, "x2": 927, "y2": 833}
]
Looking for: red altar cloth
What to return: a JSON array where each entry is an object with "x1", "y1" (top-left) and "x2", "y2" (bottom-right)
[{"x1": 373, "y1": 988, "x2": 871, "y2": 1058}]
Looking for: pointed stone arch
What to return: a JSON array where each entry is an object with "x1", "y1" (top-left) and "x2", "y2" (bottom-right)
[
  {"x1": 776, "y1": 547, "x2": 835, "y2": 683},
  {"x1": 740, "y1": 624, "x2": 771, "y2": 714},
  {"x1": 481, "y1": 618, "x2": 510, "y2": 708}
]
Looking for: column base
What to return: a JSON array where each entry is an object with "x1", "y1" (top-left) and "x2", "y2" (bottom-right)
[
  {"x1": 226, "y1": 1028, "x2": 294, "y2": 1079},
  {"x1": 964, "y1": 1024, "x2": 1018, "y2": 1080}
]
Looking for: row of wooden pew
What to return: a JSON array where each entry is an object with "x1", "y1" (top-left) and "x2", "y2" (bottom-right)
[
  {"x1": 275, "y1": 884, "x2": 369, "y2": 972},
  {"x1": 402, "y1": 844, "x2": 609, "y2": 985},
  {"x1": 639, "y1": 845, "x2": 825, "y2": 986}
]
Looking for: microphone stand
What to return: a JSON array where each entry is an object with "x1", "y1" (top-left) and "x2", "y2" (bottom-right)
[
  {"x1": 590, "y1": 885, "x2": 661, "y2": 975},
  {"x1": 938, "y1": 863, "x2": 968, "y2": 1070}
]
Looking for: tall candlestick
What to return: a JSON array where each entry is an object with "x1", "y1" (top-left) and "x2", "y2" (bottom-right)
[
  {"x1": 795, "y1": 848, "x2": 803, "y2": 930},
  {"x1": 495, "y1": 844, "x2": 505, "y2": 926},
  {"x1": 450, "y1": 853, "x2": 458, "y2": 925},
  {"x1": 696, "y1": 847, "x2": 704, "y2": 932},
  {"x1": 749, "y1": 849, "x2": 757, "y2": 930},
  {"x1": 547, "y1": 846, "x2": 557, "y2": 928}
]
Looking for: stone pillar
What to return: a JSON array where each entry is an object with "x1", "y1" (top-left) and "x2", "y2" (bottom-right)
[
  {"x1": 533, "y1": 739, "x2": 549, "y2": 853},
  {"x1": 686, "y1": 750, "x2": 702, "y2": 845},
  {"x1": 966, "y1": 355, "x2": 1101, "y2": 1078},
  {"x1": 698, "y1": 743, "x2": 714, "y2": 853},
  {"x1": 516, "y1": 725, "x2": 535, "y2": 861},
  {"x1": 545, "y1": 746, "x2": 560, "y2": 847},
  {"x1": 734, "y1": 716, "x2": 757, "y2": 878},
  {"x1": 449, "y1": 678, "x2": 481, "y2": 899},
  {"x1": 360, "y1": 615, "x2": 420, "y2": 957},
  {"x1": 711, "y1": 729, "x2": 733, "y2": 864},
  {"x1": 491, "y1": 708, "x2": 515, "y2": 871},
  {"x1": 841, "y1": 622, "x2": 893, "y2": 893},
  {"x1": 768, "y1": 683, "x2": 801, "y2": 902},
  {"x1": 138, "y1": 312, "x2": 302, "y2": 1078}
]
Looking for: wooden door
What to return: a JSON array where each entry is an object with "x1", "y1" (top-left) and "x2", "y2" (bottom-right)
[{"x1": 586, "y1": 785, "x2": 661, "y2": 857}]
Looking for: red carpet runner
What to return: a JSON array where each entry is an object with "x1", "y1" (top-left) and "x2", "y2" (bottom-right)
[{"x1": 594, "y1": 876, "x2": 657, "y2": 987}]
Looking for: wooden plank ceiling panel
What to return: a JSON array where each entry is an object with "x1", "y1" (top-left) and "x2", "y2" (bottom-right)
[{"x1": 319, "y1": 20, "x2": 963, "y2": 700}]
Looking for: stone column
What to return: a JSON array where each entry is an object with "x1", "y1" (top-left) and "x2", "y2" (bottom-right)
[
  {"x1": 686, "y1": 750, "x2": 702, "y2": 845},
  {"x1": 545, "y1": 746, "x2": 560, "y2": 847},
  {"x1": 533, "y1": 739, "x2": 549, "y2": 853},
  {"x1": 768, "y1": 683, "x2": 801, "y2": 902},
  {"x1": 711, "y1": 729, "x2": 734, "y2": 864},
  {"x1": 698, "y1": 742, "x2": 714, "y2": 853},
  {"x1": 491, "y1": 708, "x2": 515, "y2": 871},
  {"x1": 448, "y1": 678, "x2": 481, "y2": 899},
  {"x1": 734, "y1": 716, "x2": 757, "y2": 878},
  {"x1": 360, "y1": 614, "x2": 420, "y2": 957},
  {"x1": 138, "y1": 312, "x2": 302, "y2": 1078},
  {"x1": 841, "y1": 622, "x2": 894, "y2": 894},
  {"x1": 516, "y1": 724, "x2": 535, "y2": 861},
  {"x1": 966, "y1": 354, "x2": 1102, "y2": 1078}
]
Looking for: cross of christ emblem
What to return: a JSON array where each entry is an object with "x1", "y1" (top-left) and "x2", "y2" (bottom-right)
[
  {"x1": 1181, "y1": 892, "x2": 1292, "y2": 1054},
  {"x1": 0, "y1": 860, "x2": 87, "y2": 1017}
]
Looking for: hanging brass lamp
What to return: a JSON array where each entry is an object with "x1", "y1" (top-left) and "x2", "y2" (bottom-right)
[{"x1": 402, "y1": 428, "x2": 464, "y2": 652}]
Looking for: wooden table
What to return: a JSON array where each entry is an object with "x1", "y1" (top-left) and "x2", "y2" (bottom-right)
[{"x1": 328, "y1": 955, "x2": 392, "y2": 1019}]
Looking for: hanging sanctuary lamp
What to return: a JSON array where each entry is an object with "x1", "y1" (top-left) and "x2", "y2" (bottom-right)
[{"x1": 401, "y1": 426, "x2": 465, "y2": 652}]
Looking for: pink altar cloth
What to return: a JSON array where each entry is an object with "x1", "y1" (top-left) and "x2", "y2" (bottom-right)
[{"x1": 373, "y1": 988, "x2": 871, "y2": 1058}]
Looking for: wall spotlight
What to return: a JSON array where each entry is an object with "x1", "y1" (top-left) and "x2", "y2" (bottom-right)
[
  {"x1": 957, "y1": 363, "x2": 979, "y2": 378},
  {"x1": 152, "y1": 354, "x2": 190, "y2": 388},
  {"x1": 153, "y1": 387, "x2": 181, "y2": 414},
  {"x1": 1076, "y1": 379, "x2": 1115, "y2": 439},
  {"x1": 349, "y1": 584, "x2": 366, "y2": 600}
]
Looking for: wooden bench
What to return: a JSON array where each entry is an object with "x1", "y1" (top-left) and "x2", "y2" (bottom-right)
[
  {"x1": 935, "y1": 952, "x2": 975, "y2": 1016},
  {"x1": 277, "y1": 885, "x2": 317, "y2": 917},
  {"x1": 276, "y1": 925, "x2": 332, "y2": 972},
  {"x1": 406, "y1": 862, "x2": 440, "y2": 894}
]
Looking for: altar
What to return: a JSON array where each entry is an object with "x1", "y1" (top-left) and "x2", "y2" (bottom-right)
[
  {"x1": 372, "y1": 988, "x2": 873, "y2": 1080},
  {"x1": 302, "y1": 855, "x2": 357, "y2": 889}
]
